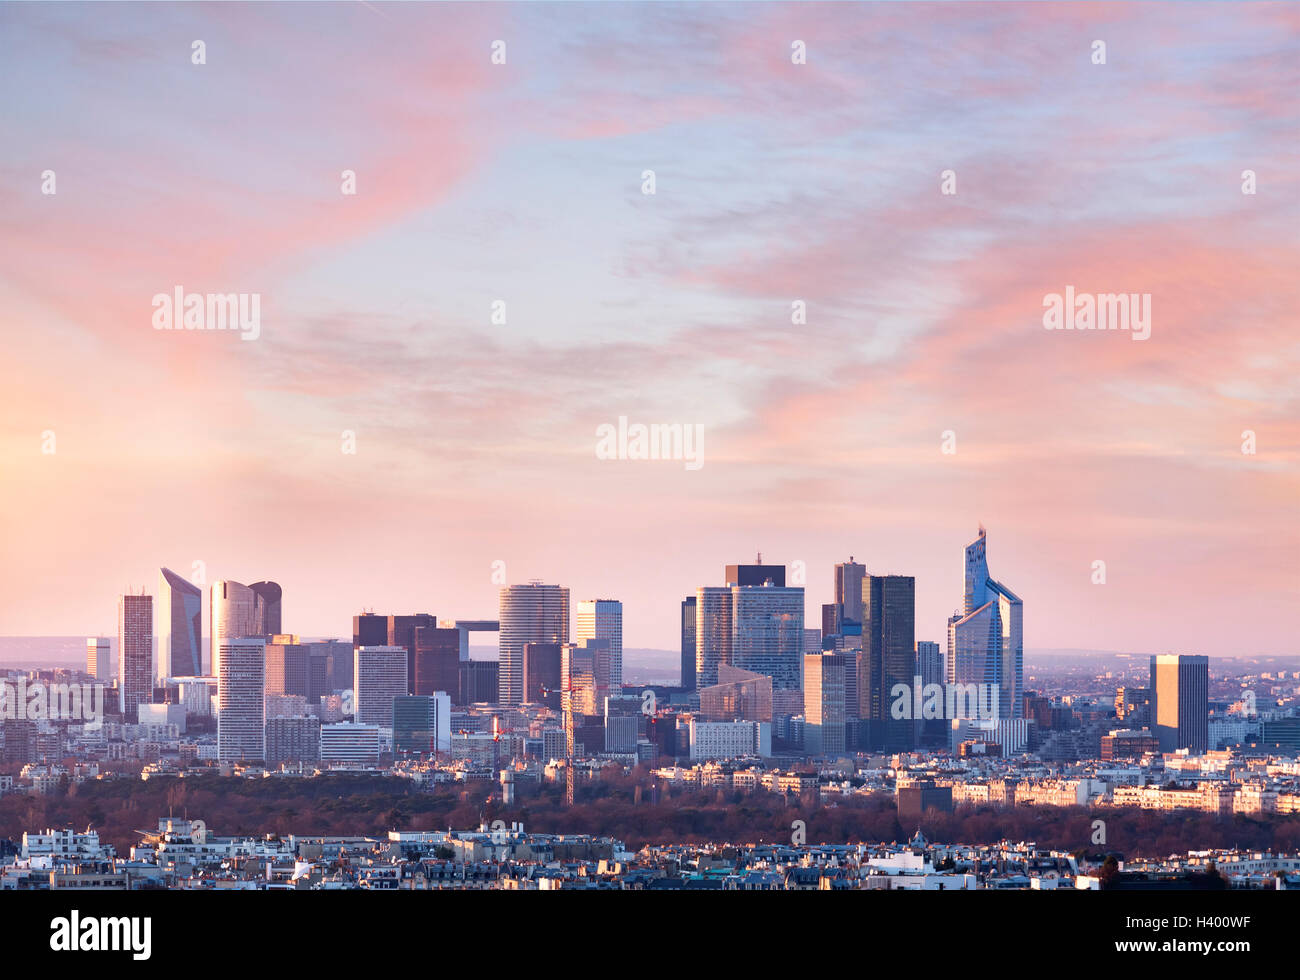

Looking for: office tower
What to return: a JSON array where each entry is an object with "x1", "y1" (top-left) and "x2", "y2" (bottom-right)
[
  {"x1": 947, "y1": 527, "x2": 1023, "y2": 720},
  {"x1": 117, "y1": 593, "x2": 153, "y2": 721},
  {"x1": 86, "y1": 637, "x2": 111, "y2": 682},
  {"x1": 352, "y1": 613, "x2": 388, "y2": 651},
  {"x1": 320, "y1": 723, "x2": 381, "y2": 765},
  {"x1": 576, "y1": 599, "x2": 623, "y2": 689},
  {"x1": 217, "y1": 638, "x2": 266, "y2": 761},
  {"x1": 211, "y1": 580, "x2": 256, "y2": 679},
  {"x1": 821, "y1": 603, "x2": 842, "y2": 640},
  {"x1": 308, "y1": 639, "x2": 353, "y2": 693},
  {"x1": 1150, "y1": 655, "x2": 1209, "y2": 754},
  {"x1": 604, "y1": 694, "x2": 642, "y2": 753},
  {"x1": 562, "y1": 639, "x2": 612, "y2": 718},
  {"x1": 523, "y1": 642, "x2": 563, "y2": 706},
  {"x1": 725, "y1": 561, "x2": 785, "y2": 587},
  {"x1": 412, "y1": 626, "x2": 460, "y2": 698},
  {"x1": 834, "y1": 558, "x2": 866, "y2": 626},
  {"x1": 731, "y1": 584, "x2": 804, "y2": 692},
  {"x1": 265, "y1": 636, "x2": 312, "y2": 698},
  {"x1": 916, "y1": 640, "x2": 943, "y2": 688},
  {"x1": 387, "y1": 614, "x2": 438, "y2": 692},
  {"x1": 694, "y1": 586, "x2": 733, "y2": 690},
  {"x1": 804, "y1": 652, "x2": 846, "y2": 757},
  {"x1": 698, "y1": 664, "x2": 773, "y2": 723},
  {"x1": 680, "y1": 596, "x2": 697, "y2": 691},
  {"x1": 861, "y1": 574, "x2": 916, "y2": 751},
  {"x1": 458, "y1": 659, "x2": 499, "y2": 705},
  {"x1": 393, "y1": 693, "x2": 451, "y2": 756},
  {"x1": 265, "y1": 715, "x2": 321, "y2": 764},
  {"x1": 250, "y1": 581, "x2": 282, "y2": 636},
  {"x1": 498, "y1": 583, "x2": 569, "y2": 706},
  {"x1": 157, "y1": 567, "x2": 202, "y2": 680},
  {"x1": 354, "y1": 646, "x2": 408, "y2": 728}
]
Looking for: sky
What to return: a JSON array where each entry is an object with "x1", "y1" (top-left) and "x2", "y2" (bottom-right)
[{"x1": 0, "y1": 2, "x2": 1297, "y2": 657}]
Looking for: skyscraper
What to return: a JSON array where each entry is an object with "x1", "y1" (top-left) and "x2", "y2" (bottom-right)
[
  {"x1": 804, "y1": 652, "x2": 846, "y2": 757},
  {"x1": 354, "y1": 645, "x2": 408, "y2": 728},
  {"x1": 576, "y1": 599, "x2": 623, "y2": 689},
  {"x1": 861, "y1": 574, "x2": 916, "y2": 751},
  {"x1": 211, "y1": 580, "x2": 256, "y2": 679},
  {"x1": 498, "y1": 583, "x2": 569, "y2": 706},
  {"x1": 916, "y1": 640, "x2": 943, "y2": 688},
  {"x1": 412, "y1": 626, "x2": 460, "y2": 698},
  {"x1": 947, "y1": 527, "x2": 1023, "y2": 721},
  {"x1": 523, "y1": 642, "x2": 563, "y2": 706},
  {"x1": 86, "y1": 637, "x2": 111, "y2": 682},
  {"x1": 680, "y1": 596, "x2": 697, "y2": 691},
  {"x1": 834, "y1": 558, "x2": 866, "y2": 626},
  {"x1": 158, "y1": 567, "x2": 203, "y2": 680},
  {"x1": 1150, "y1": 654, "x2": 1209, "y2": 754},
  {"x1": 117, "y1": 593, "x2": 152, "y2": 721},
  {"x1": 731, "y1": 583, "x2": 804, "y2": 692},
  {"x1": 217, "y1": 638, "x2": 266, "y2": 762},
  {"x1": 694, "y1": 586, "x2": 733, "y2": 690},
  {"x1": 393, "y1": 693, "x2": 451, "y2": 756},
  {"x1": 387, "y1": 614, "x2": 438, "y2": 692},
  {"x1": 265, "y1": 636, "x2": 312, "y2": 698},
  {"x1": 250, "y1": 581, "x2": 282, "y2": 636}
]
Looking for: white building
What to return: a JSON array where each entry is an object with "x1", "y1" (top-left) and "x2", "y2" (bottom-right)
[
  {"x1": 689, "y1": 720, "x2": 771, "y2": 760},
  {"x1": 354, "y1": 646, "x2": 407, "y2": 728},
  {"x1": 217, "y1": 639, "x2": 265, "y2": 762},
  {"x1": 320, "y1": 723, "x2": 381, "y2": 765}
]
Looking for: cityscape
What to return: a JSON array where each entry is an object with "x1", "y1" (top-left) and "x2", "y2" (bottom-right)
[
  {"x1": 1, "y1": 0, "x2": 1296, "y2": 958},
  {"x1": 2, "y1": 527, "x2": 1299, "y2": 896}
]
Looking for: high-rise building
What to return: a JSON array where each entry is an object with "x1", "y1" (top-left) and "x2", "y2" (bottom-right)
[
  {"x1": 411, "y1": 625, "x2": 459, "y2": 698},
  {"x1": 86, "y1": 637, "x2": 111, "y2": 682},
  {"x1": 916, "y1": 640, "x2": 943, "y2": 688},
  {"x1": 834, "y1": 558, "x2": 866, "y2": 626},
  {"x1": 211, "y1": 580, "x2": 256, "y2": 679},
  {"x1": 576, "y1": 599, "x2": 623, "y2": 689},
  {"x1": 265, "y1": 715, "x2": 320, "y2": 764},
  {"x1": 250, "y1": 581, "x2": 282, "y2": 637},
  {"x1": 393, "y1": 693, "x2": 451, "y2": 756},
  {"x1": 694, "y1": 586, "x2": 733, "y2": 690},
  {"x1": 458, "y1": 659, "x2": 499, "y2": 705},
  {"x1": 561, "y1": 638, "x2": 612, "y2": 718},
  {"x1": 698, "y1": 664, "x2": 773, "y2": 723},
  {"x1": 352, "y1": 613, "x2": 388, "y2": 651},
  {"x1": 158, "y1": 567, "x2": 202, "y2": 680},
  {"x1": 725, "y1": 563, "x2": 785, "y2": 587},
  {"x1": 320, "y1": 723, "x2": 380, "y2": 765},
  {"x1": 523, "y1": 642, "x2": 563, "y2": 706},
  {"x1": 804, "y1": 652, "x2": 846, "y2": 756},
  {"x1": 680, "y1": 596, "x2": 697, "y2": 691},
  {"x1": 354, "y1": 646, "x2": 408, "y2": 728},
  {"x1": 1150, "y1": 655, "x2": 1209, "y2": 754},
  {"x1": 265, "y1": 636, "x2": 312, "y2": 699},
  {"x1": 861, "y1": 574, "x2": 915, "y2": 751},
  {"x1": 387, "y1": 614, "x2": 438, "y2": 692},
  {"x1": 498, "y1": 583, "x2": 569, "y2": 706},
  {"x1": 117, "y1": 593, "x2": 153, "y2": 721},
  {"x1": 947, "y1": 527, "x2": 1023, "y2": 721},
  {"x1": 217, "y1": 638, "x2": 266, "y2": 762},
  {"x1": 604, "y1": 694, "x2": 642, "y2": 753},
  {"x1": 309, "y1": 639, "x2": 354, "y2": 694},
  {"x1": 731, "y1": 584, "x2": 804, "y2": 692}
]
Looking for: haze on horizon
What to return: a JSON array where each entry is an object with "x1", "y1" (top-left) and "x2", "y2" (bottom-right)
[{"x1": 1, "y1": 3, "x2": 1296, "y2": 657}]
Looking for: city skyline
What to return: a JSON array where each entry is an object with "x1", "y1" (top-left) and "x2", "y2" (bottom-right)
[{"x1": 1, "y1": 3, "x2": 1296, "y2": 658}]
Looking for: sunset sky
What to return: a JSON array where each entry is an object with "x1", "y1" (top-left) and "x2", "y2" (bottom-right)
[{"x1": 1, "y1": 2, "x2": 1296, "y2": 657}]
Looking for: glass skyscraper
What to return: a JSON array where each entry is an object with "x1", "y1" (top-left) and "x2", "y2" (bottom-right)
[
  {"x1": 158, "y1": 566, "x2": 202, "y2": 680},
  {"x1": 947, "y1": 527, "x2": 1023, "y2": 721}
]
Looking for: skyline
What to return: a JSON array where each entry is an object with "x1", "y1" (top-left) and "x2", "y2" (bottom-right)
[{"x1": 2, "y1": 2, "x2": 1297, "y2": 656}]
